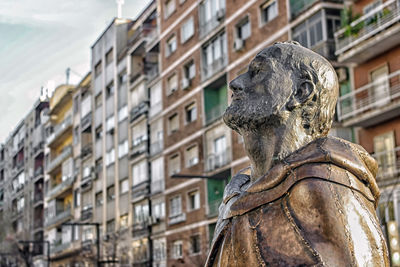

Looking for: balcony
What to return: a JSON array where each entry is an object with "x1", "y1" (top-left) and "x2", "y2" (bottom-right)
[
  {"x1": 81, "y1": 143, "x2": 93, "y2": 159},
  {"x1": 150, "y1": 140, "x2": 163, "y2": 156},
  {"x1": 311, "y1": 39, "x2": 336, "y2": 60},
  {"x1": 131, "y1": 136, "x2": 148, "y2": 158},
  {"x1": 208, "y1": 198, "x2": 223, "y2": 218},
  {"x1": 290, "y1": 0, "x2": 318, "y2": 18},
  {"x1": 335, "y1": 0, "x2": 400, "y2": 63},
  {"x1": 129, "y1": 24, "x2": 157, "y2": 53},
  {"x1": 46, "y1": 115, "x2": 72, "y2": 146},
  {"x1": 50, "y1": 240, "x2": 71, "y2": 254},
  {"x1": 130, "y1": 102, "x2": 149, "y2": 122},
  {"x1": 206, "y1": 148, "x2": 231, "y2": 172},
  {"x1": 337, "y1": 70, "x2": 400, "y2": 127},
  {"x1": 46, "y1": 176, "x2": 74, "y2": 200},
  {"x1": 372, "y1": 147, "x2": 400, "y2": 187},
  {"x1": 34, "y1": 166, "x2": 44, "y2": 179},
  {"x1": 81, "y1": 174, "x2": 93, "y2": 192},
  {"x1": 202, "y1": 56, "x2": 227, "y2": 81},
  {"x1": 81, "y1": 112, "x2": 92, "y2": 132},
  {"x1": 199, "y1": 8, "x2": 225, "y2": 38},
  {"x1": 151, "y1": 180, "x2": 164, "y2": 195},
  {"x1": 34, "y1": 218, "x2": 44, "y2": 229},
  {"x1": 168, "y1": 213, "x2": 186, "y2": 225},
  {"x1": 205, "y1": 104, "x2": 227, "y2": 125},
  {"x1": 81, "y1": 205, "x2": 93, "y2": 221},
  {"x1": 45, "y1": 206, "x2": 72, "y2": 228},
  {"x1": 46, "y1": 145, "x2": 72, "y2": 173},
  {"x1": 132, "y1": 181, "x2": 150, "y2": 200}
]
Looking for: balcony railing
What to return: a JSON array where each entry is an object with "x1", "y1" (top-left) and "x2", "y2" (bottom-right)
[
  {"x1": 168, "y1": 213, "x2": 186, "y2": 225},
  {"x1": 372, "y1": 147, "x2": 400, "y2": 184},
  {"x1": 208, "y1": 198, "x2": 223, "y2": 218},
  {"x1": 205, "y1": 103, "x2": 227, "y2": 125},
  {"x1": 46, "y1": 145, "x2": 72, "y2": 173},
  {"x1": 34, "y1": 166, "x2": 44, "y2": 178},
  {"x1": 45, "y1": 206, "x2": 72, "y2": 227},
  {"x1": 131, "y1": 136, "x2": 148, "y2": 157},
  {"x1": 337, "y1": 70, "x2": 400, "y2": 122},
  {"x1": 311, "y1": 39, "x2": 336, "y2": 60},
  {"x1": 150, "y1": 140, "x2": 163, "y2": 156},
  {"x1": 81, "y1": 143, "x2": 93, "y2": 159},
  {"x1": 199, "y1": 8, "x2": 225, "y2": 38},
  {"x1": 50, "y1": 240, "x2": 71, "y2": 254},
  {"x1": 335, "y1": 0, "x2": 400, "y2": 55},
  {"x1": 129, "y1": 24, "x2": 157, "y2": 47},
  {"x1": 290, "y1": 0, "x2": 317, "y2": 18},
  {"x1": 34, "y1": 218, "x2": 43, "y2": 229},
  {"x1": 46, "y1": 115, "x2": 72, "y2": 145},
  {"x1": 81, "y1": 205, "x2": 93, "y2": 221},
  {"x1": 81, "y1": 112, "x2": 92, "y2": 131},
  {"x1": 46, "y1": 176, "x2": 74, "y2": 199},
  {"x1": 203, "y1": 56, "x2": 227, "y2": 81},
  {"x1": 206, "y1": 148, "x2": 231, "y2": 172},
  {"x1": 130, "y1": 101, "x2": 149, "y2": 122}
]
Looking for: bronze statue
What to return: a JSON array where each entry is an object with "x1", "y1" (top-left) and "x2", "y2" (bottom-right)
[{"x1": 205, "y1": 42, "x2": 389, "y2": 266}]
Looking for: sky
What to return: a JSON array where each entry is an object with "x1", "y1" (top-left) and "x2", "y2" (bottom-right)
[{"x1": 0, "y1": 0, "x2": 150, "y2": 143}]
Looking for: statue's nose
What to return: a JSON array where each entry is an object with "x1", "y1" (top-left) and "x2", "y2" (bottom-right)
[{"x1": 229, "y1": 76, "x2": 244, "y2": 92}]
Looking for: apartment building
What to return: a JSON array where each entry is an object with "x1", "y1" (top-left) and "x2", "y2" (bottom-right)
[
  {"x1": 334, "y1": 0, "x2": 400, "y2": 263},
  {"x1": 0, "y1": 97, "x2": 49, "y2": 266}
]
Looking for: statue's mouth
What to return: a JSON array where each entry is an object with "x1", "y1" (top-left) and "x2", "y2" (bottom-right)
[{"x1": 231, "y1": 92, "x2": 242, "y2": 102}]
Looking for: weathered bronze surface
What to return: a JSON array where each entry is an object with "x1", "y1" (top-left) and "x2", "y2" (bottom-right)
[{"x1": 205, "y1": 42, "x2": 389, "y2": 266}]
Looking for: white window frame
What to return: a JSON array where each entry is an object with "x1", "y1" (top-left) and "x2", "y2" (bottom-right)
[
  {"x1": 166, "y1": 35, "x2": 177, "y2": 57},
  {"x1": 181, "y1": 16, "x2": 194, "y2": 43},
  {"x1": 260, "y1": 0, "x2": 278, "y2": 26},
  {"x1": 187, "y1": 190, "x2": 200, "y2": 211},
  {"x1": 169, "y1": 195, "x2": 182, "y2": 217},
  {"x1": 172, "y1": 240, "x2": 183, "y2": 259}
]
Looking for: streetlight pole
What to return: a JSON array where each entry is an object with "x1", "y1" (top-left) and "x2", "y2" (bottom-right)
[{"x1": 62, "y1": 222, "x2": 100, "y2": 267}]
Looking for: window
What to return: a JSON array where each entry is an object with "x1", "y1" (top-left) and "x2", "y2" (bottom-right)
[
  {"x1": 95, "y1": 61, "x2": 102, "y2": 77},
  {"x1": 374, "y1": 132, "x2": 396, "y2": 178},
  {"x1": 120, "y1": 179, "x2": 129, "y2": 194},
  {"x1": 260, "y1": 0, "x2": 278, "y2": 24},
  {"x1": 292, "y1": 11, "x2": 323, "y2": 49},
  {"x1": 152, "y1": 201, "x2": 166, "y2": 220},
  {"x1": 182, "y1": 60, "x2": 196, "y2": 89},
  {"x1": 167, "y1": 73, "x2": 178, "y2": 95},
  {"x1": 132, "y1": 120, "x2": 148, "y2": 147},
  {"x1": 188, "y1": 190, "x2": 200, "y2": 210},
  {"x1": 106, "y1": 116, "x2": 115, "y2": 132},
  {"x1": 107, "y1": 185, "x2": 115, "y2": 201},
  {"x1": 168, "y1": 113, "x2": 179, "y2": 134},
  {"x1": 151, "y1": 157, "x2": 164, "y2": 183},
  {"x1": 154, "y1": 238, "x2": 167, "y2": 261},
  {"x1": 370, "y1": 65, "x2": 390, "y2": 107},
  {"x1": 185, "y1": 145, "x2": 199, "y2": 167},
  {"x1": 169, "y1": 154, "x2": 181, "y2": 176},
  {"x1": 105, "y1": 148, "x2": 115, "y2": 166},
  {"x1": 199, "y1": 0, "x2": 226, "y2": 35},
  {"x1": 181, "y1": 17, "x2": 194, "y2": 43},
  {"x1": 95, "y1": 127, "x2": 103, "y2": 140},
  {"x1": 120, "y1": 214, "x2": 129, "y2": 229},
  {"x1": 214, "y1": 135, "x2": 227, "y2": 155},
  {"x1": 235, "y1": 16, "x2": 251, "y2": 50},
  {"x1": 118, "y1": 105, "x2": 128, "y2": 122},
  {"x1": 190, "y1": 235, "x2": 201, "y2": 254},
  {"x1": 169, "y1": 195, "x2": 182, "y2": 217},
  {"x1": 81, "y1": 96, "x2": 91, "y2": 118},
  {"x1": 150, "y1": 82, "x2": 162, "y2": 108},
  {"x1": 106, "y1": 82, "x2": 114, "y2": 98},
  {"x1": 118, "y1": 140, "x2": 129, "y2": 158},
  {"x1": 166, "y1": 35, "x2": 177, "y2": 57},
  {"x1": 164, "y1": 0, "x2": 176, "y2": 18},
  {"x1": 73, "y1": 126, "x2": 80, "y2": 145},
  {"x1": 202, "y1": 32, "x2": 227, "y2": 79},
  {"x1": 106, "y1": 48, "x2": 113, "y2": 65},
  {"x1": 74, "y1": 189, "x2": 80, "y2": 207},
  {"x1": 134, "y1": 202, "x2": 149, "y2": 224},
  {"x1": 172, "y1": 240, "x2": 183, "y2": 259},
  {"x1": 132, "y1": 160, "x2": 148, "y2": 186},
  {"x1": 95, "y1": 192, "x2": 103, "y2": 206},
  {"x1": 106, "y1": 219, "x2": 115, "y2": 233},
  {"x1": 185, "y1": 102, "x2": 197, "y2": 123},
  {"x1": 95, "y1": 93, "x2": 102, "y2": 107},
  {"x1": 119, "y1": 72, "x2": 127, "y2": 85}
]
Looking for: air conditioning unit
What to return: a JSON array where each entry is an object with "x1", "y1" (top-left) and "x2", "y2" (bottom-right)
[
  {"x1": 181, "y1": 78, "x2": 189, "y2": 90},
  {"x1": 216, "y1": 9, "x2": 225, "y2": 21},
  {"x1": 234, "y1": 38, "x2": 244, "y2": 51},
  {"x1": 336, "y1": 68, "x2": 347, "y2": 83}
]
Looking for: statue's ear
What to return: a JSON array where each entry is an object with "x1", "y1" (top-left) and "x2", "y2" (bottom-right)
[{"x1": 287, "y1": 80, "x2": 316, "y2": 111}]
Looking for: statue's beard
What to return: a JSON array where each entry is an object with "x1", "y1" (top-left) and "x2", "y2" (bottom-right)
[{"x1": 223, "y1": 98, "x2": 285, "y2": 134}]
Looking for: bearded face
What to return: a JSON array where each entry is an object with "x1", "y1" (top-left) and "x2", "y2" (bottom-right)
[{"x1": 223, "y1": 53, "x2": 293, "y2": 134}]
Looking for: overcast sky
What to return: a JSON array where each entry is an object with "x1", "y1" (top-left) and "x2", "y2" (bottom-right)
[{"x1": 0, "y1": 0, "x2": 150, "y2": 142}]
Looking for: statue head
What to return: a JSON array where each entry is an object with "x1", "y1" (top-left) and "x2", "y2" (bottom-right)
[{"x1": 223, "y1": 42, "x2": 339, "y2": 140}]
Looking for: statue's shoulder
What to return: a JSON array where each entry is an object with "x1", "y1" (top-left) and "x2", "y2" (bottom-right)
[{"x1": 223, "y1": 167, "x2": 251, "y2": 204}]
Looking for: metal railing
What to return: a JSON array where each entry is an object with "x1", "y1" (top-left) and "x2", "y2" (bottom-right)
[
  {"x1": 199, "y1": 8, "x2": 225, "y2": 37},
  {"x1": 372, "y1": 147, "x2": 400, "y2": 183},
  {"x1": 45, "y1": 206, "x2": 72, "y2": 227},
  {"x1": 129, "y1": 24, "x2": 157, "y2": 47},
  {"x1": 81, "y1": 112, "x2": 92, "y2": 130},
  {"x1": 46, "y1": 176, "x2": 74, "y2": 199},
  {"x1": 46, "y1": 145, "x2": 72, "y2": 173},
  {"x1": 46, "y1": 115, "x2": 72, "y2": 144},
  {"x1": 50, "y1": 240, "x2": 71, "y2": 254},
  {"x1": 290, "y1": 0, "x2": 318, "y2": 18},
  {"x1": 130, "y1": 101, "x2": 149, "y2": 122},
  {"x1": 335, "y1": 0, "x2": 400, "y2": 55},
  {"x1": 208, "y1": 198, "x2": 223, "y2": 217},
  {"x1": 205, "y1": 103, "x2": 227, "y2": 125},
  {"x1": 206, "y1": 148, "x2": 231, "y2": 172},
  {"x1": 168, "y1": 213, "x2": 186, "y2": 225},
  {"x1": 202, "y1": 55, "x2": 227, "y2": 81},
  {"x1": 337, "y1": 70, "x2": 400, "y2": 121}
]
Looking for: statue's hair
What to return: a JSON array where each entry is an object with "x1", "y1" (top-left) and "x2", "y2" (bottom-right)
[{"x1": 258, "y1": 42, "x2": 339, "y2": 137}]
